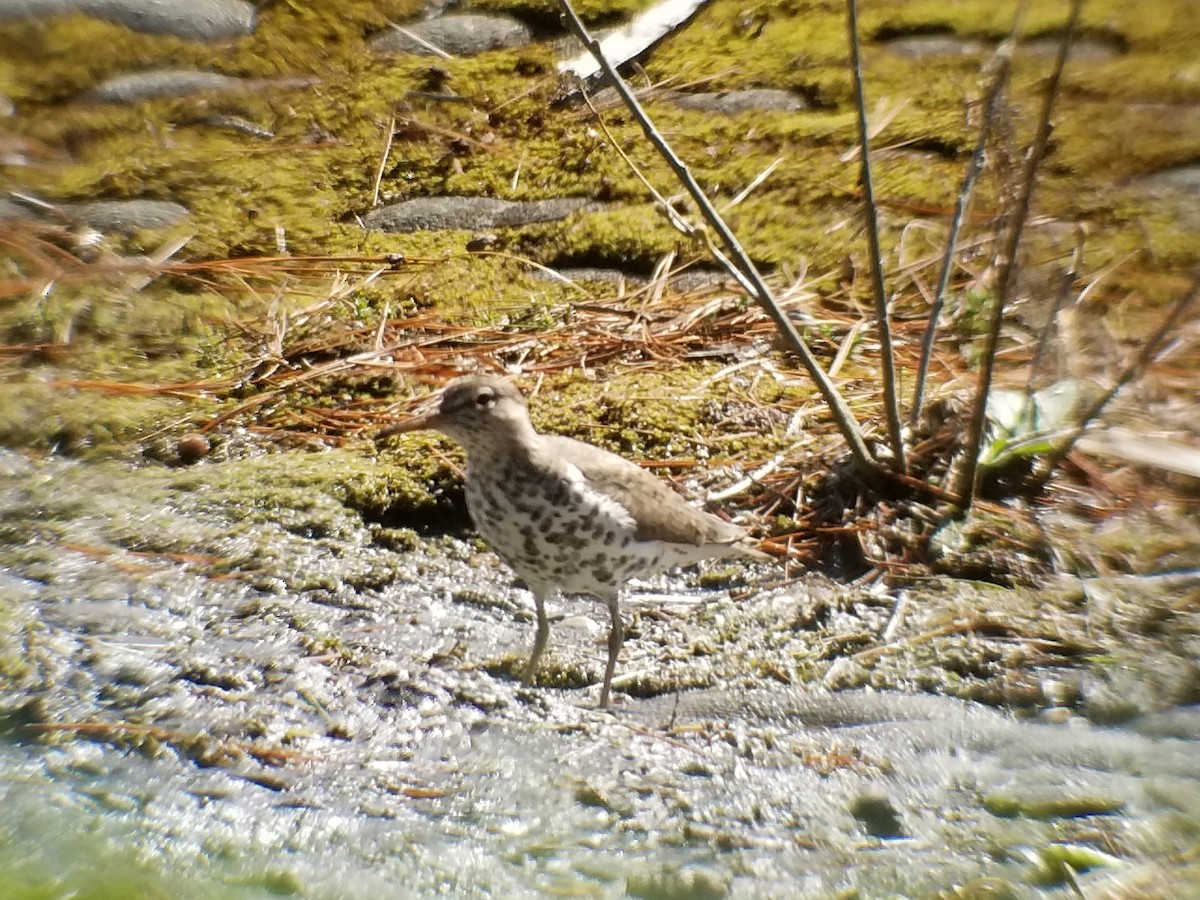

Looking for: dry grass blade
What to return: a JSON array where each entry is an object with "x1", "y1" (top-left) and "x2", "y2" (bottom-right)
[
  {"x1": 371, "y1": 115, "x2": 396, "y2": 208},
  {"x1": 386, "y1": 23, "x2": 453, "y2": 59},
  {"x1": 48, "y1": 378, "x2": 233, "y2": 398}
]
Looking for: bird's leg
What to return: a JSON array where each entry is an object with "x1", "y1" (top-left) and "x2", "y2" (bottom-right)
[
  {"x1": 521, "y1": 588, "x2": 550, "y2": 687},
  {"x1": 598, "y1": 590, "x2": 623, "y2": 709}
]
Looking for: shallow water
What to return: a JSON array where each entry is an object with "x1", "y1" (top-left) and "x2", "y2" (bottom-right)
[{"x1": 1, "y1": 452, "x2": 1198, "y2": 898}]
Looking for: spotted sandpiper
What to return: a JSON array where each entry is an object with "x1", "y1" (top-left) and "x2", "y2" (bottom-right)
[{"x1": 378, "y1": 374, "x2": 768, "y2": 708}]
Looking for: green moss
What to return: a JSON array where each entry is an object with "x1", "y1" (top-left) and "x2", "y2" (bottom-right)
[
  {"x1": 1055, "y1": 507, "x2": 1200, "y2": 574},
  {"x1": 161, "y1": 448, "x2": 434, "y2": 526},
  {"x1": 350, "y1": 434, "x2": 467, "y2": 522},
  {"x1": 1021, "y1": 843, "x2": 1123, "y2": 888},
  {"x1": 530, "y1": 368, "x2": 714, "y2": 457},
  {"x1": 0, "y1": 596, "x2": 32, "y2": 685},
  {"x1": 489, "y1": 653, "x2": 591, "y2": 690},
  {"x1": 695, "y1": 566, "x2": 747, "y2": 589},
  {"x1": 6, "y1": 0, "x2": 1197, "y2": 275},
  {"x1": 520, "y1": 205, "x2": 682, "y2": 271},
  {"x1": 0, "y1": 381, "x2": 190, "y2": 455},
  {"x1": 2, "y1": 0, "x2": 1197, "y2": 472},
  {"x1": 0, "y1": 796, "x2": 302, "y2": 900},
  {"x1": 984, "y1": 792, "x2": 1125, "y2": 820}
]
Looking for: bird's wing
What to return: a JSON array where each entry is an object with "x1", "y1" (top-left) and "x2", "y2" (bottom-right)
[{"x1": 542, "y1": 434, "x2": 754, "y2": 549}]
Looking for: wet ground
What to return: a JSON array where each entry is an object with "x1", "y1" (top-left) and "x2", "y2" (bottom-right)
[
  {"x1": 2, "y1": 0, "x2": 1199, "y2": 895},
  {"x1": 2, "y1": 449, "x2": 1199, "y2": 898}
]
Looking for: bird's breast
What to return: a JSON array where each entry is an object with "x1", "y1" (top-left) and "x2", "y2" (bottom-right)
[{"x1": 464, "y1": 458, "x2": 659, "y2": 594}]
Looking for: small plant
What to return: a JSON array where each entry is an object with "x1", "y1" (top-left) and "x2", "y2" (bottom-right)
[{"x1": 555, "y1": 0, "x2": 1198, "y2": 581}]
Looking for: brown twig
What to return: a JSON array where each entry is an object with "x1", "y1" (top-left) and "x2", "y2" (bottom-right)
[
  {"x1": 910, "y1": 8, "x2": 1023, "y2": 425},
  {"x1": 845, "y1": 0, "x2": 906, "y2": 473}
]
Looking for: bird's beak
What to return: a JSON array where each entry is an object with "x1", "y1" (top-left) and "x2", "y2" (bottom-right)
[{"x1": 375, "y1": 410, "x2": 444, "y2": 441}]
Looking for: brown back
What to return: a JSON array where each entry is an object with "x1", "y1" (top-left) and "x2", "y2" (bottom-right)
[{"x1": 542, "y1": 434, "x2": 746, "y2": 547}]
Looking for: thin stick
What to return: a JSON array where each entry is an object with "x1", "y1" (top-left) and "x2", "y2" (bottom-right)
[
  {"x1": 387, "y1": 24, "x2": 453, "y2": 59},
  {"x1": 557, "y1": 0, "x2": 883, "y2": 483},
  {"x1": 846, "y1": 0, "x2": 906, "y2": 472},
  {"x1": 910, "y1": 12, "x2": 1023, "y2": 426},
  {"x1": 722, "y1": 156, "x2": 783, "y2": 212},
  {"x1": 371, "y1": 115, "x2": 395, "y2": 208},
  {"x1": 953, "y1": 0, "x2": 1083, "y2": 509},
  {"x1": 1023, "y1": 225, "x2": 1083, "y2": 400}
]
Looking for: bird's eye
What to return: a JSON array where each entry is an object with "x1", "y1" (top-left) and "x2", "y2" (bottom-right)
[{"x1": 475, "y1": 390, "x2": 494, "y2": 407}]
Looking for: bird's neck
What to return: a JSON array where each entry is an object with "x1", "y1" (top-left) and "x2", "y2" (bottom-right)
[{"x1": 461, "y1": 420, "x2": 542, "y2": 466}]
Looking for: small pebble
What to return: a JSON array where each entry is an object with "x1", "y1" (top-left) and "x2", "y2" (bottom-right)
[{"x1": 176, "y1": 432, "x2": 211, "y2": 465}]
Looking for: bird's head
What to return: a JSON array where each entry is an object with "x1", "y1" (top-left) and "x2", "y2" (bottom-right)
[{"x1": 378, "y1": 374, "x2": 533, "y2": 455}]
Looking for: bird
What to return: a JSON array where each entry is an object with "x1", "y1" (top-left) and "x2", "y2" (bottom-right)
[{"x1": 377, "y1": 374, "x2": 769, "y2": 708}]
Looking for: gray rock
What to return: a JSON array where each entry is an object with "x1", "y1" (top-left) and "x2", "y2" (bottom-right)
[
  {"x1": 549, "y1": 25, "x2": 619, "y2": 59},
  {"x1": 84, "y1": 0, "x2": 255, "y2": 39},
  {"x1": 0, "y1": 196, "x2": 188, "y2": 233},
  {"x1": 370, "y1": 14, "x2": 531, "y2": 57},
  {"x1": 1135, "y1": 164, "x2": 1200, "y2": 195},
  {"x1": 1022, "y1": 35, "x2": 1125, "y2": 61},
  {"x1": 84, "y1": 70, "x2": 314, "y2": 104},
  {"x1": 1130, "y1": 164, "x2": 1200, "y2": 232},
  {"x1": 881, "y1": 32, "x2": 1125, "y2": 62},
  {"x1": 0, "y1": 0, "x2": 256, "y2": 40},
  {"x1": 531, "y1": 267, "x2": 647, "y2": 287},
  {"x1": 0, "y1": 199, "x2": 30, "y2": 222},
  {"x1": 558, "y1": 0, "x2": 707, "y2": 80},
  {"x1": 1133, "y1": 707, "x2": 1200, "y2": 741},
  {"x1": 880, "y1": 35, "x2": 988, "y2": 59},
  {"x1": 61, "y1": 199, "x2": 190, "y2": 232},
  {"x1": 200, "y1": 114, "x2": 275, "y2": 139},
  {"x1": 0, "y1": 200, "x2": 37, "y2": 224},
  {"x1": 85, "y1": 69, "x2": 251, "y2": 103},
  {"x1": 362, "y1": 196, "x2": 596, "y2": 233},
  {"x1": 0, "y1": 0, "x2": 72, "y2": 18},
  {"x1": 670, "y1": 89, "x2": 808, "y2": 114}
]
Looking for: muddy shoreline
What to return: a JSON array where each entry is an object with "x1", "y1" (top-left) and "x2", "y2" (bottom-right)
[{"x1": 2, "y1": 450, "x2": 1198, "y2": 897}]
